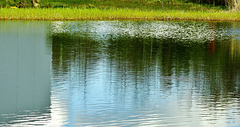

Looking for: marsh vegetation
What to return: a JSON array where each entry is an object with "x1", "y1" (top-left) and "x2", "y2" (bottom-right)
[
  {"x1": 0, "y1": 0, "x2": 240, "y2": 21},
  {"x1": 0, "y1": 7, "x2": 240, "y2": 21}
]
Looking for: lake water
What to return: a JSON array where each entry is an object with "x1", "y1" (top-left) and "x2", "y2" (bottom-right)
[{"x1": 0, "y1": 20, "x2": 240, "y2": 127}]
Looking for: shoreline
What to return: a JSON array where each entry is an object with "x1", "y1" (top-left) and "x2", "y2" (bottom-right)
[{"x1": 0, "y1": 8, "x2": 240, "y2": 22}]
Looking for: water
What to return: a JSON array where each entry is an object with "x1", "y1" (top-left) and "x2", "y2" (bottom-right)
[{"x1": 0, "y1": 20, "x2": 240, "y2": 127}]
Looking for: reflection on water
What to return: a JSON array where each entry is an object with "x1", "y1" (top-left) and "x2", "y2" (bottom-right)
[
  {"x1": 50, "y1": 21, "x2": 240, "y2": 126},
  {"x1": 0, "y1": 21, "x2": 51, "y2": 126},
  {"x1": 1, "y1": 20, "x2": 240, "y2": 126}
]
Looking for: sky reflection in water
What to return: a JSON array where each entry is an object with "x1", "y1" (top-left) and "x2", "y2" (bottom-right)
[{"x1": 0, "y1": 21, "x2": 240, "y2": 127}]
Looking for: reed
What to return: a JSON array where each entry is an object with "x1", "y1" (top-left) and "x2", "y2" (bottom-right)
[
  {"x1": 0, "y1": 8, "x2": 240, "y2": 21},
  {"x1": 226, "y1": 0, "x2": 240, "y2": 11}
]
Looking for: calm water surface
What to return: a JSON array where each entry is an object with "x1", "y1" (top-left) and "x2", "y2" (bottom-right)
[{"x1": 0, "y1": 21, "x2": 240, "y2": 127}]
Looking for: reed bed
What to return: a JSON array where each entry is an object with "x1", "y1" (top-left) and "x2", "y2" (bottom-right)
[{"x1": 0, "y1": 8, "x2": 240, "y2": 21}]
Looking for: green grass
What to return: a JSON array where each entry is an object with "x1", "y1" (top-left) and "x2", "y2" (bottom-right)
[
  {"x1": 0, "y1": 8, "x2": 239, "y2": 21},
  {"x1": 1, "y1": 0, "x2": 225, "y2": 11},
  {"x1": 0, "y1": 0, "x2": 239, "y2": 21}
]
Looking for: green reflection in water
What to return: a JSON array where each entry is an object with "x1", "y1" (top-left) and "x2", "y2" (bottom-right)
[
  {"x1": 50, "y1": 21, "x2": 240, "y2": 126},
  {"x1": 0, "y1": 20, "x2": 240, "y2": 126}
]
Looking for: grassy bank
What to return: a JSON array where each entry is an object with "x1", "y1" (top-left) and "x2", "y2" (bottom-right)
[
  {"x1": 0, "y1": 0, "x2": 239, "y2": 21},
  {"x1": 0, "y1": 0, "x2": 225, "y2": 11},
  {"x1": 0, "y1": 8, "x2": 240, "y2": 21}
]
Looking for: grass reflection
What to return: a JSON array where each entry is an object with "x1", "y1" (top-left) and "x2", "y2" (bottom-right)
[{"x1": 50, "y1": 21, "x2": 240, "y2": 111}]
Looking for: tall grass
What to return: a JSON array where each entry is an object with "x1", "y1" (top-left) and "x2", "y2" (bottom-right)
[
  {"x1": 1, "y1": 0, "x2": 225, "y2": 11},
  {"x1": 226, "y1": 0, "x2": 240, "y2": 11},
  {"x1": 0, "y1": 8, "x2": 240, "y2": 21}
]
